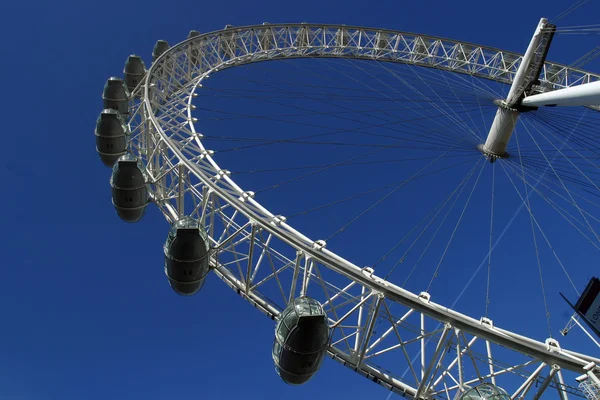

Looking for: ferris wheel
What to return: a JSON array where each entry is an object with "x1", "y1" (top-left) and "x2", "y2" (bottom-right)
[{"x1": 95, "y1": 18, "x2": 600, "y2": 400}]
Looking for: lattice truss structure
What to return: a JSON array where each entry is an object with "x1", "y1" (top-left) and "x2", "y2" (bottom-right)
[{"x1": 125, "y1": 24, "x2": 600, "y2": 399}]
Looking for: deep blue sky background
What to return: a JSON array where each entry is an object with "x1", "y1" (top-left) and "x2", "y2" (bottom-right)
[{"x1": 2, "y1": 0, "x2": 600, "y2": 399}]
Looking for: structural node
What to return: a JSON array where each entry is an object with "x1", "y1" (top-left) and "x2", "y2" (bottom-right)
[
  {"x1": 163, "y1": 216, "x2": 211, "y2": 296},
  {"x1": 95, "y1": 109, "x2": 129, "y2": 167},
  {"x1": 187, "y1": 31, "x2": 201, "y2": 65},
  {"x1": 110, "y1": 154, "x2": 149, "y2": 223},
  {"x1": 273, "y1": 296, "x2": 330, "y2": 385}
]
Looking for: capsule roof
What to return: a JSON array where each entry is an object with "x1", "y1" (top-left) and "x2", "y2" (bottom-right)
[
  {"x1": 290, "y1": 296, "x2": 326, "y2": 318},
  {"x1": 110, "y1": 154, "x2": 147, "y2": 182},
  {"x1": 95, "y1": 109, "x2": 128, "y2": 137},
  {"x1": 458, "y1": 384, "x2": 510, "y2": 400},
  {"x1": 124, "y1": 55, "x2": 146, "y2": 75},
  {"x1": 152, "y1": 40, "x2": 170, "y2": 61},
  {"x1": 165, "y1": 216, "x2": 209, "y2": 247},
  {"x1": 103, "y1": 77, "x2": 130, "y2": 100},
  {"x1": 188, "y1": 30, "x2": 201, "y2": 39}
]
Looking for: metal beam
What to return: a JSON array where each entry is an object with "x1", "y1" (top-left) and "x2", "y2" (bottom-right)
[{"x1": 522, "y1": 80, "x2": 600, "y2": 107}]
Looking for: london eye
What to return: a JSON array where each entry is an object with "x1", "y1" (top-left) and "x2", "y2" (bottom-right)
[{"x1": 95, "y1": 16, "x2": 600, "y2": 400}]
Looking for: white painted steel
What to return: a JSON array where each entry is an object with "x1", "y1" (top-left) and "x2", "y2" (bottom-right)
[
  {"x1": 122, "y1": 23, "x2": 600, "y2": 399},
  {"x1": 522, "y1": 80, "x2": 600, "y2": 107}
]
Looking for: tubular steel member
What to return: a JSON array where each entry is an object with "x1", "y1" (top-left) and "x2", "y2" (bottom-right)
[{"x1": 479, "y1": 18, "x2": 555, "y2": 161}]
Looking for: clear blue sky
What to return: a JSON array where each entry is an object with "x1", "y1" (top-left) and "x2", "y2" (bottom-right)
[{"x1": 2, "y1": 0, "x2": 600, "y2": 399}]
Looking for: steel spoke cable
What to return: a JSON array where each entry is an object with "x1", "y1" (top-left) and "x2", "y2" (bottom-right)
[
  {"x1": 325, "y1": 139, "x2": 469, "y2": 242},
  {"x1": 344, "y1": 58, "x2": 484, "y2": 144},
  {"x1": 196, "y1": 93, "x2": 475, "y2": 148},
  {"x1": 241, "y1": 62, "x2": 485, "y2": 152},
  {"x1": 502, "y1": 160, "x2": 600, "y2": 246},
  {"x1": 196, "y1": 80, "x2": 484, "y2": 151},
  {"x1": 289, "y1": 57, "x2": 499, "y2": 101},
  {"x1": 198, "y1": 82, "x2": 476, "y2": 146},
  {"x1": 505, "y1": 158, "x2": 600, "y2": 225},
  {"x1": 197, "y1": 63, "x2": 496, "y2": 152},
  {"x1": 199, "y1": 85, "x2": 491, "y2": 104},
  {"x1": 520, "y1": 117, "x2": 600, "y2": 245},
  {"x1": 404, "y1": 62, "x2": 485, "y2": 141},
  {"x1": 211, "y1": 105, "x2": 486, "y2": 154},
  {"x1": 377, "y1": 59, "x2": 486, "y2": 143},
  {"x1": 550, "y1": 0, "x2": 589, "y2": 23},
  {"x1": 218, "y1": 60, "x2": 497, "y2": 105},
  {"x1": 518, "y1": 157, "x2": 600, "y2": 190},
  {"x1": 286, "y1": 158, "x2": 476, "y2": 219},
  {"x1": 369, "y1": 156, "x2": 480, "y2": 271},
  {"x1": 427, "y1": 158, "x2": 486, "y2": 292},
  {"x1": 194, "y1": 100, "x2": 492, "y2": 121},
  {"x1": 485, "y1": 162, "x2": 495, "y2": 318},
  {"x1": 524, "y1": 112, "x2": 600, "y2": 190},
  {"x1": 529, "y1": 112, "x2": 600, "y2": 153},
  {"x1": 517, "y1": 129, "x2": 552, "y2": 338},
  {"x1": 402, "y1": 159, "x2": 482, "y2": 287},
  {"x1": 230, "y1": 153, "x2": 475, "y2": 175},
  {"x1": 281, "y1": 56, "x2": 497, "y2": 105},
  {"x1": 515, "y1": 131, "x2": 576, "y2": 330},
  {"x1": 386, "y1": 158, "x2": 482, "y2": 283},
  {"x1": 314, "y1": 57, "x2": 481, "y2": 144}
]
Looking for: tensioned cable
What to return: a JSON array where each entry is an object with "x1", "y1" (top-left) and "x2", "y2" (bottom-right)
[
  {"x1": 427, "y1": 158, "x2": 486, "y2": 292},
  {"x1": 238, "y1": 62, "x2": 480, "y2": 149},
  {"x1": 280, "y1": 57, "x2": 499, "y2": 101},
  {"x1": 325, "y1": 139, "x2": 469, "y2": 242},
  {"x1": 503, "y1": 160, "x2": 600, "y2": 252},
  {"x1": 206, "y1": 101, "x2": 483, "y2": 154},
  {"x1": 310, "y1": 57, "x2": 486, "y2": 145},
  {"x1": 371, "y1": 156, "x2": 480, "y2": 275},
  {"x1": 230, "y1": 154, "x2": 474, "y2": 175},
  {"x1": 549, "y1": 0, "x2": 589, "y2": 24},
  {"x1": 249, "y1": 108, "x2": 489, "y2": 194},
  {"x1": 286, "y1": 158, "x2": 476, "y2": 219},
  {"x1": 395, "y1": 158, "x2": 482, "y2": 285},
  {"x1": 341, "y1": 58, "x2": 484, "y2": 144},
  {"x1": 485, "y1": 162, "x2": 495, "y2": 318},
  {"x1": 525, "y1": 113, "x2": 600, "y2": 196},
  {"x1": 515, "y1": 128, "x2": 553, "y2": 337},
  {"x1": 521, "y1": 115, "x2": 600, "y2": 246},
  {"x1": 501, "y1": 161, "x2": 587, "y2": 294}
]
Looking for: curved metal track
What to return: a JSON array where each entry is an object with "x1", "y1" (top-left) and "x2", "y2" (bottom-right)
[{"x1": 127, "y1": 24, "x2": 600, "y2": 399}]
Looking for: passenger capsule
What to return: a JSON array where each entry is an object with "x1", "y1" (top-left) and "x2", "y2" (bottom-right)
[
  {"x1": 123, "y1": 55, "x2": 146, "y2": 93},
  {"x1": 102, "y1": 77, "x2": 130, "y2": 116},
  {"x1": 272, "y1": 297, "x2": 330, "y2": 385},
  {"x1": 95, "y1": 109, "x2": 129, "y2": 167},
  {"x1": 152, "y1": 40, "x2": 170, "y2": 61},
  {"x1": 458, "y1": 384, "x2": 510, "y2": 400},
  {"x1": 110, "y1": 154, "x2": 149, "y2": 223},
  {"x1": 164, "y1": 217, "x2": 210, "y2": 296}
]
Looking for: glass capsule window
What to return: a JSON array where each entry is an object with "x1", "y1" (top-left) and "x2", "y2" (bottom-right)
[
  {"x1": 110, "y1": 154, "x2": 148, "y2": 185},
  {"x1": 292, "y1": 297, "x2": 325, "y2": 318},
  {"x1": 272, "y1": 338, "x2": 283, "y2": 361},
  {"x1": 459, "y1": 384, "x2": 510, "y2": 400},
  {"x1": 165, "y1": 216, "x2": 209, "y2": 250},
  {"x1": 164, "y1": 216, "x2": 209, "y2": 254}
]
